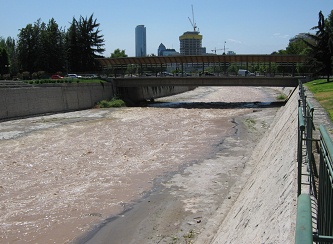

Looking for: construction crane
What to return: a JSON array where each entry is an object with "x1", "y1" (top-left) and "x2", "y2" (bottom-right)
[
  {"x1": 211, "y1": 48, "x2": 223, "y2": 54},
  {"x1": 188, "y1": 5, "x2": 198, "y2": 32}
]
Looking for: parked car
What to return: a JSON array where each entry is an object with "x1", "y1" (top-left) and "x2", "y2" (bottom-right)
[
  {"x1": 237, "y1": 69, "x2": 255, "y2": 77},
  {"x1": 66, "y1": 74, "x2": 81, "y2": 78},
  {"x1": 84, "y1": 74, "x2": 99, "y2": 78},
  {"x1": 51, "y1": 75, "x2": 64, "y2": 79}
]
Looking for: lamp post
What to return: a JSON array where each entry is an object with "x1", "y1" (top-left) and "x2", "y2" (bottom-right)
[{"x1": 223, "y1": 41, "x2": 226, "y2": 55}]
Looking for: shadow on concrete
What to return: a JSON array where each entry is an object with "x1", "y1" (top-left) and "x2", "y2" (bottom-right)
[{"x1": 146, "y1": 101, "x2": 286, "y2": 109}]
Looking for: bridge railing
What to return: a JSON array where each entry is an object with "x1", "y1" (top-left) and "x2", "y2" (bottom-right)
[{"x1": 296, "y1": 80, "x2": 333, "y2": 243}]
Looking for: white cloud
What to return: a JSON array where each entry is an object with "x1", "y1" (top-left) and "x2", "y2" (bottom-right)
[{"x1": 227, "y1": 38, "x2": 242, "y2": 44}]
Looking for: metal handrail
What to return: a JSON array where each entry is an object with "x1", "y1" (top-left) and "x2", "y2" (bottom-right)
[
  {"x1": 296, "y1": 80, "x2": 333, "y2": 243},
  {"x1": 317, "y1": 125, "x2": 333, "y2": 238},
  {"x1": 295, "y1": 194, "x2": 313, "y2": 244}
]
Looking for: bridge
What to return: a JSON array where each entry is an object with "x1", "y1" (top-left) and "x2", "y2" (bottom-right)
[
  {"x1": 97, "y1": 54, "x2": 307, "y2": 77},
  {"x1": 97, "y1": 54, "x2": 306, "y2": 101},
  {"x1": 97, "y1": 54, "x2": 306, "y2": 69}
]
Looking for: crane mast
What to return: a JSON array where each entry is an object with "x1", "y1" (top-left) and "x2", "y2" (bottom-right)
[{"x1": 188, "y1": 5, "x2": 197, "y2": 32}]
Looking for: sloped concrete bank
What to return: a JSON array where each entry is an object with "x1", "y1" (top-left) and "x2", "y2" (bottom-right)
[{"x1": 210, "y1": 88, "x2": 298, "y2": 243}]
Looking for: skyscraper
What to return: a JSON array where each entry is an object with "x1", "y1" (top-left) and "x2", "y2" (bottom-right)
[
  {"x1": 135, "y1": 25, "x2": 146, "y2": 57},
  {"x1": 179, "y1": 31, "x2": 203, "y2": 55}
]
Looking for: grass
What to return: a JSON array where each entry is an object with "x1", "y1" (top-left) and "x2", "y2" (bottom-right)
[{"x1": 305, "y1": 79, "x2": 333, "y2": 121}]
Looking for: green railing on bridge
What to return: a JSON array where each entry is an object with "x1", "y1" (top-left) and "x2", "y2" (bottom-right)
[{"x1": 296, "y1": 81, "x2": 333, "y2": 243}]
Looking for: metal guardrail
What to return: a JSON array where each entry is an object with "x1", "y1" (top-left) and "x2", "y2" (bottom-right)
[{"x1": 296, "y1": 80, "x2": 333, "y2": 243}]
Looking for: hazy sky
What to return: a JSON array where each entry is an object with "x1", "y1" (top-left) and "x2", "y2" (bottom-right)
[{"x1": 0, "y1": 0, "x2": 331, "y2": 56}]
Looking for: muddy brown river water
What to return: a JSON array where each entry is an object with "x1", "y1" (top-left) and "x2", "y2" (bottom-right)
[{"x1": 0, "y1": 86, "x2": 289, "y2": 243}]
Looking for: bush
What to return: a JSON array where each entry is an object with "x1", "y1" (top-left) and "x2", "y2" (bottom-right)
[
  {"x1": 97, "y1": 98, "x2": 126, "y2": 108},
  {"x1": 276, "y1": 93, "x2": 287, "y2": 100}
]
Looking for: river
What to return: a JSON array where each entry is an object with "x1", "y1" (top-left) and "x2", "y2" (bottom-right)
[{"x1": 0, "y1": 86, "x2": 288, "y2": 243}]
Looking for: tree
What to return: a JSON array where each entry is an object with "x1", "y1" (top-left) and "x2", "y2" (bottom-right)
[
  {"x1": 5, "y1": 37, "x2": 18, "y2": 75},
  {"x1": 41, "y1": 18, "x2": 65, "y2": 72},
  {"x1": 17, "y1": 23, "x2": 37, "y2": 73},
  {"x1": 0, "y1": 47, "x2": 9, "y2": 76},
  {"x1": 111, "y1": 48, "x2": 127, "y2": 58},
  {"x1": 0, "y1": 37, "x2": 18, "y2": 76},
  {"x1": 17, "y1": 19, "x2": 65, "y2": 74},
  {"x1": 66, "y1": 17, "x2": 81, "y2": 72},
  {"x1": 304, "y1": 11, "x2": 333, "y2": 82},
  {"x1": 66, "y1": 14, "x2": 105, "y2": 72}
]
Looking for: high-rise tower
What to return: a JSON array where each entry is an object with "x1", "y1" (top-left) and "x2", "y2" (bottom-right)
[
  {"x1": 179, "y1": 31, "x2": 203, "y2": 55},
  {"x1": 135, "y1": 25, "x2": 146, "y2": 57},
  {"x1": 179, "y1": 5, "x2": 203, "y2": 55}
]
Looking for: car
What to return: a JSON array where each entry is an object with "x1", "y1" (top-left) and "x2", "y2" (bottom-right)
[
  {"x1": 161, "y1": 71, "x2": 173, "y2": 76},
  {"x1": 84, "y1": 74, "x2": 99, "y2": 78},
  {"x1": 66, "y1": 74, "x2": 81, "y2": 78},
  {"x1": 51, "y1": 75, "x2": 64, "y2": 79}
]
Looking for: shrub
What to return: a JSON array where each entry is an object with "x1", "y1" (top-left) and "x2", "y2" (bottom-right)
[
  {"x1": 276, "y1": 93, "x2": 287, "y2": 100},
  {"x1": 97, "y1": 98, "x2": 126, "y2": 108}
]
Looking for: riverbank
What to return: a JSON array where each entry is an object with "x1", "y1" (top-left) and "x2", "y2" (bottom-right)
[{"x1": 0, "y1": 86, "x2": 291, "y2": 243}]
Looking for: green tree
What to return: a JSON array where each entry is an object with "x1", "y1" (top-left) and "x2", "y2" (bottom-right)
[
  {"x1": 17, "y1": 19, "x2": 44, "y2": 73},
  {"x1": 42, "y1": 18, "x2": 65, "y2": 72},
  {"x1": 5, "y1": 37, "x2": 19, "y2": 75},
  {"x1": 305, "y1": 11, "x2": 333, "y2": 82},
  {"x1": 111, "y1": 48, "x2": 127, "y2": 58},
  {"x1": 0, "y1": 37, "x2": 16, "y2": 75},
  {"x1": 77, "y1": 14, "x2": 105, "y2": 71},
  {"x1": 0, "y1": 47, "x2": 9, "y2": 76},
  {"x1": 66, "y1": 17, "x2": 81, "y2": 72},
  {"x1": 66, "y1": 14, "x2": 105, "y2": 72},
  {"x1": 17, "y1": 23, "x2": 35, "y2": 73}
]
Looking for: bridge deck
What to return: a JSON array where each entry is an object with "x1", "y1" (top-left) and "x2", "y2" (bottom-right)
[{"x1": 114, "y1": 77, "x2": 300, "y2": 87}]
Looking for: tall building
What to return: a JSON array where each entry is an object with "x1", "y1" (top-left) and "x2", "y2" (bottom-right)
[
  {"x1": 158, "y1": 43, "x2": 166, "y2": 56},
  {"x1": 158, "y1": 43, "x2": 180, "y2": 56},
  {"x1": 135, "y1": 25, "x2": 146, "y2": 57},
  {"x1": 179, "y1": 31, "x2": 203, "y2": 55}
]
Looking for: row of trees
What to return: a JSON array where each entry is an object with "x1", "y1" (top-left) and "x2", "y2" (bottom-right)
[
  {"x1": 273, "y1": 10, "x2": 333, "y2": 81},
  {"x1": 306, "y1": 10, "x2": 333, "y2": 81},
  {"x1": 0, "y1": 14, "x2": 105, "y2": 77}
]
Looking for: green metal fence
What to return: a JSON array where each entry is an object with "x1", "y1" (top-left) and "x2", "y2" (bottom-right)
[{"x1": 296, "y1": 80, "x2": 333, "y2": 243}]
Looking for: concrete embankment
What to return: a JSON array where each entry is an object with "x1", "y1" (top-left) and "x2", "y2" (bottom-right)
[
  {"x1": 210, "y1": 88, "x2": 298, "y2": 243},
  {"x1": 0, "y1": 80, "x2": 194, "y2": 120},
  {"x1": 0, "y1": 82, "x2": 115, "y2": 120}
]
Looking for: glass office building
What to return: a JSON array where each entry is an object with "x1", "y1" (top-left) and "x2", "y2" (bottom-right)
[{"x1": 135, "y1": 25, "x2": 146, "y2": 57}]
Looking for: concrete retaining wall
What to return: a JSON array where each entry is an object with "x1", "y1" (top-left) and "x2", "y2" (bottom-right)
[
  {"x1": 0, "y1": 81, "x2": 195, "y2": 120},
  {"x1": 212, "y1": 88, "x2": 298, "y2": 243},
  {"x1": 0, "y1": 82, "x2": 115, "y2": 120}
]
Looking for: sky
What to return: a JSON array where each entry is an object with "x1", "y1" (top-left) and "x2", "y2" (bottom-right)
[{"x1": 0, "y1": 0, "x2": 332, "y2": 57}]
